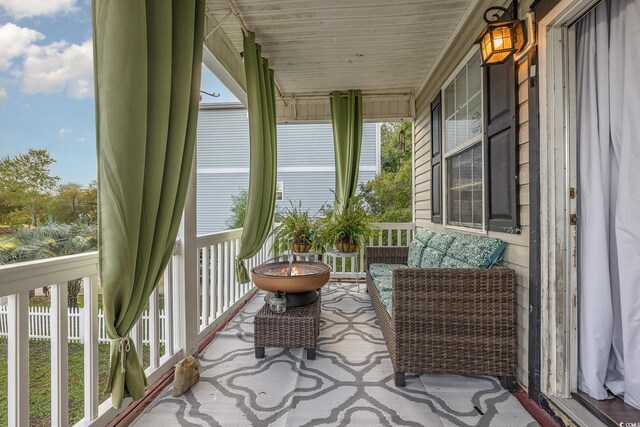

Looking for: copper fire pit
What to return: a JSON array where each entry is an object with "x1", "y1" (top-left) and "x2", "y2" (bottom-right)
[{"x1": 251, "y1": 256, "x2": 331, "y2": 306}]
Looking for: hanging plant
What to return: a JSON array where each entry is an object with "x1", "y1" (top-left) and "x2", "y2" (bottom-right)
[
  {"x1": 274, "y1": 202, "x2": 318, "y2": 254},
  {"x1": 316, "y1": 195, "x2": 376, "y2": 253}
]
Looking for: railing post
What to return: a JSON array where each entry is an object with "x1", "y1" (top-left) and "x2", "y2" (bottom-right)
[
  {"x1": 83, "y1": 275, "x2": 99, "y2": 422},
  {"x1": 50, "y1": 282, "x2": 69, "y2": 427},
  {"x1": 149, "y1": 287, "x2": 160, "y2": 369},
  {"x1": 8, "y1": 291, "x2": 29, "y2": 427},
  {"x1": 163, "y1": 260, "x2": 174, "y2": 356},
  {"x1": 176, "y1": 150, "x2": 199, "y2": 357},
  {"x1": 201, "y1": 246, "x2": 209, "y2": 330}
]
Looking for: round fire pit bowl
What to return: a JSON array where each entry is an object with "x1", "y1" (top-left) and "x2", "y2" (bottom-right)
[{"x1": 251, "y1": 256, "x2": 331, "y2": 306}]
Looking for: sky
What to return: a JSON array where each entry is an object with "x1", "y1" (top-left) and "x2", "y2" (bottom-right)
[{"x1": 0, "y1": 0, "x2": 238, "y2": 186}]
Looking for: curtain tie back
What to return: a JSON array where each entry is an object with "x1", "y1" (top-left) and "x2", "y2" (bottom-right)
[{"x1": 115, "y1": 336, "x2": 132, "y2": 373}]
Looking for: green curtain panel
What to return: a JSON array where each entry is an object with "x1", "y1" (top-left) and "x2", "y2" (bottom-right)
[
  {"x1": 235, "y1": 31, "x2": 278, "y2": 284},
  {"x1": 330, "y1": 90, "x2": 363, "y2": 212},
  {"x1": 92, "y1": 0, "x2": 204, "y2": 409}
]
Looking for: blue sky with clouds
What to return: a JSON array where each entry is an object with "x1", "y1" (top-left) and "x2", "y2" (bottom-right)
[{"x1": 0, "y1": 0, "x2": 238, "y2": 185}]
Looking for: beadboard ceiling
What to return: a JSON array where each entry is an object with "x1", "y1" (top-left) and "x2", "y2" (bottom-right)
[{"x1": 205, "y1": 0, "x2": 476, "y2": 97}]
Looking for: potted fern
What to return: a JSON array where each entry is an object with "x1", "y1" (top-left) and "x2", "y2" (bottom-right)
[
  {"x1": 317, "y1": 197, "x2": 375, "y2": 253},
  {"x1": 274, "y1": 202, "x2": 317, "y2": 254}
]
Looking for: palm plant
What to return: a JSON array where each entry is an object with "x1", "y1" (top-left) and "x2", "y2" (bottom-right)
[{"x1": 0, "y1": 221, "x2": 97, "y2": 306}]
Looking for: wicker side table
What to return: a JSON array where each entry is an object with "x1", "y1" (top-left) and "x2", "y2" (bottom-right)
[{"x1": 254, "y1": 296, "x2": 321, "y2": 360}]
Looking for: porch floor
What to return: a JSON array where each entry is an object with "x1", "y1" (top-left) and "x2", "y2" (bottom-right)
[{"x1": 135, "y1": 284, "x2": 539, "y2": 427}]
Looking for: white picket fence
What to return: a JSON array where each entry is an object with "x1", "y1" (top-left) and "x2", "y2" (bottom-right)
[{"x1": 0, "y1": 305, "x2": 166, "y2": 345}]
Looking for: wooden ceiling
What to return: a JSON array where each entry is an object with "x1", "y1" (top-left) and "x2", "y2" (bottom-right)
[{"x1": 205, "y1": 0, "x2": 475, "y2": 97}]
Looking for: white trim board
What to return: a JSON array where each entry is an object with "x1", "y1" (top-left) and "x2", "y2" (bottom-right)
[
  {"x1": 202, "y1": 46, "x2": 247, "y2": 107},
  {"x1": 538, "y1": 0, "x2": 602, "y2": 401}
]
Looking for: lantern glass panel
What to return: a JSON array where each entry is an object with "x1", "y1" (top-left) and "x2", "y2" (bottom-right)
[{"x1": 492, "y1": 26, "x2": 513, "y2": 51}]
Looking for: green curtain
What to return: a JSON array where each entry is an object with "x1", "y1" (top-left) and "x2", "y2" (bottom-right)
[
  {"x1": 330, "y1": 90, "x2": 363, "y2": 212},
  {"x1": 92, "y1": 0, "x2": 204, "y2": 409},
  {"x1": 234, "y1": 31, "x2": 278, "y2": 284}
]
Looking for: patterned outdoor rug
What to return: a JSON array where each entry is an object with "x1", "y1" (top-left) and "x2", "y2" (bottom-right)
[{"x1": 135, "y1": 283, "x2": 538, "y2": 427}]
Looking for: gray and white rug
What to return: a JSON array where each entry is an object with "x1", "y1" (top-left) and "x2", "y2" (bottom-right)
[{"x1": 135, "y1": 284, "x2": 538, "y2": 427}]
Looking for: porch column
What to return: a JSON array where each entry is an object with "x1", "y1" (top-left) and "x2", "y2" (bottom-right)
[{"x1": 177, "y1": 149, "x2": 200, "y2": 357}]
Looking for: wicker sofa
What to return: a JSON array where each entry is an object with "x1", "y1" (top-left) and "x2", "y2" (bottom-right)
[{"x1": 365, "y1": 227, "x2": 516, "y2": 387}]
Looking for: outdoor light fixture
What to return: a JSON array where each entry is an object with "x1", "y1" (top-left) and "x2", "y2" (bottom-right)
[{"x1": 475, "y1": 6, "x2": 526, "y2": 66}]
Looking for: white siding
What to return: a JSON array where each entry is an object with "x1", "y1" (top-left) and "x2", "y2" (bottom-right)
[{"x1": 196, "y1": 105, "x2": 379, "y2": 234}]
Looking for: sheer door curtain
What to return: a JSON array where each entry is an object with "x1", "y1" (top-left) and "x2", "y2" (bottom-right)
[{"x1": 576, "y1": 0, "x2": 640, "y2": 410}]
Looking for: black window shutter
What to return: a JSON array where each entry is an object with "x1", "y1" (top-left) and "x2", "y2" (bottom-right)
[
  {"x1": 483, "y1": 57, "x2": 519, "y2": 233},
  {"x1": 430, "y1": 93, "x2": 442, "y2": 224}
]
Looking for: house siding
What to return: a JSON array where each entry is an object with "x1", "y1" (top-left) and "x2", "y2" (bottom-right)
[
  {"x1": 197, "y1": 105, "x2": 379, "y2": 234},
  {"x1": 412, "y1": 0, "x2": 533, "y2": 387}
]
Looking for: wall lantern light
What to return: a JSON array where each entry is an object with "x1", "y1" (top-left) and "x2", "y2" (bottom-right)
[{"x1": 475, "y1": 5, "x2": 527, "y2": 66}]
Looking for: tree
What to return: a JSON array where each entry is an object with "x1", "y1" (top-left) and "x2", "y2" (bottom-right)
[
  {"x1": 360, "y1": 160, "x2": 413, "y2": 222},
  {"x1": 0, "y1": 149, "x2": 60, "y2": 227},
  {"x1": 380, "y1": 121, "x2": 412, "y2": 173},
  {"x1": 0, "y1": 221, "x2": 97, "y2": 306},
  {"x1": 360, "y1": 121, "x2": 413, "y2": 222},
  {"x1": 226, "y1": 188, "x2": 249, "y2": 229},
  {"x1": 49, "y1": 182, "x2": 98, "y2": 223}
]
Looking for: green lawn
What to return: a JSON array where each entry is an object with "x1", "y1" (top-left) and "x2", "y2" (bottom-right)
[{"x1": 0, "y1": 339, "x2": 158, "y2": 427}]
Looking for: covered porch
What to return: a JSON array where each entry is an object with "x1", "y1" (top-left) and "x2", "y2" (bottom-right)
[{"x1": 0, "y1": 0, "x2": 565, "y2": 426}]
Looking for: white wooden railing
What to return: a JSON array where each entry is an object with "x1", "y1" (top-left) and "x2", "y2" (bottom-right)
[
  {"x1": 0, "y1": 222, "x2": 409, "y2": 426},
  {"x1": 326, "y1": 222, "x2": 415, "y2": 279},
  {"x1": 196, "y1": 228, "x2": 273, "y2": 338},
  {"x1": 0, "y1": 226, "x2": 273, "y2": 427}
]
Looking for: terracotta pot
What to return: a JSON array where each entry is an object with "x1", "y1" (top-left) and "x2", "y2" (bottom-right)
[{"x1": 336, "y1": 240, "x2": 358, "y2": 253}]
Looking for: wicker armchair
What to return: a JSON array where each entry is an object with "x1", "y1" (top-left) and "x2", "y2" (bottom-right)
[{"x1": 366, "y1": 246, "x2": 516, "y2": 387}]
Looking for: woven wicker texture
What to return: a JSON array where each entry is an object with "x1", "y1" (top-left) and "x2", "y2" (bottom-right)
[
  {"x1": 366, "y1": 246, "x2": 516, "y2": 379},
  {"x1": 254, "y1": 297, "x2": 320, "y2": 349}
]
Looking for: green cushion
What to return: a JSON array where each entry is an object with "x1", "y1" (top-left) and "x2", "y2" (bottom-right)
[
  {"x1": 378, "y1": 288, "x2": 393, "y2": 316},
  {"x1": 407, "y1": 227, "x2": 437, "y2": 268},
  {"x1": 372, "y1": 274, "x2": 393, "y2": 293},
  {"x1": 420, "y1": 247, "x2": 446, "y2": 268},
  {"x1": 407, "y1": 238, "x2": 426, "y2": 268},
  {"x1": 414, "y1": 228, "x2": 436, "y2": 243},
  {"x1": 427, "y1": 232, "x2": 456, "y2": 253},
  {"x1": 369, "y1": 263, "x2": 408, "y2": 281},
  {"x1": 445, "y1": 233, "x2": 506, "y2": 268},
  {"x1": 440, "y1": 256, "x2": 475, "y2": 269}
]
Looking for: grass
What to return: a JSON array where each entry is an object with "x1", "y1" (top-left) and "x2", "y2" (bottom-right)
[{"x1": 0, "y1": 338, "x2": 159, "y2": 427}]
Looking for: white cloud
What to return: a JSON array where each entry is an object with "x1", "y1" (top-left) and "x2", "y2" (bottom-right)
[
  {"x1": 58, "y1": 127, "x2": 71, "y2": 137},
  {"x1": 0, "y1": 87, "x2": 7, "y2": 106},
  {"x1": 77, "y1": 136, "x2": 86, "y2": 143},
  {"x1": 0, "y1": 23, "x2": 44, "y2": 70},
  {"x1": 21, "y1": 39, "x2": 93, "y2": 99},
  {"x1": 0, "y1": 0, "x2": 77, "y2": 19}
]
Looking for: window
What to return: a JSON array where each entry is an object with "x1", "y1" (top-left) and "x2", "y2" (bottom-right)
[
  {"x1": 276, "y1": 181, "x2": 284, "y2": 201},
  {"x1": 442, "y1": 50, "x2": 484, "y2": 230}
]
